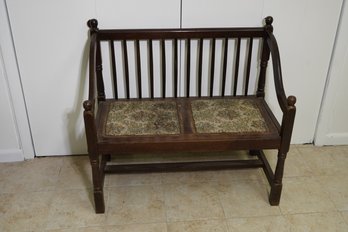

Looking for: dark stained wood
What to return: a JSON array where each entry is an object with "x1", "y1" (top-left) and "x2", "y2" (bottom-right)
[
  {"x1": 233, "y1": 38, "x2": 241, "y2": 96},
  {"x1": 148, "y1": 40, "x2": 154, "y2": 98},
  {"x1": 135, "y1": 40, "x2": 142, "y2": 98},
  {"x1": 122, "y1": 40, "x2": 130, "y2": 99},
  {"x1": 96, "y1": 41, "x2": 105, "y2": 102},
  {"x1": 244, "y1": 37, "x2": 253, "y2": 96},
  {"x1": 97, "y1": 27, "x2": 265, "y2": 40},
  {"x1": 186, "y1": 39, "x2": 191, "y2": 97},
  {"x1": 221, "y1": 38, "x2": 228, "y2": 96},
  {"x1": 197, "y1": 38, "x2": 203, "y2": 97},
  {"x1": 85, "y1": 17, "x2": 296, "y2": 213},
  {"x1": 209, "y1": 38, "x2": 216, "y2": 97},
  {"x1": 104, "y1": 160, "x2": 264, "y2": 174},
  {"x1": 173, "y1": 39, "x2": 178, "y2": 98},
  {"x1": 161, "y1": 39, "x2": 166, "y2": 98},
  {"x1": 109, "y1": 41, "x2": 118, "y2": 99}
]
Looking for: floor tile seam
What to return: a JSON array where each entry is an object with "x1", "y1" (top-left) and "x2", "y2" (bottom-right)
[
  {"x1": 105, "y1": 186, "x2": 111, "y2": 215},
  {"x1": 279, "y1": 207, "x2": 339, "y2": 216},
  {"x1": 0, "y1": 188, "x2": 58, "y2": 195},
  {"x1": 166, "y1": 218, "x2": 227, "y2": 224},
  {"x1": 282, "y1": 211, "x2": 342, "y2": 216},
  {"x1": 160, "y1": 182, "x2": 169, "y2": 225},
  {"x1": 224, "y1": 214, "x2": 286, "y2": 220},
  {"x1": 166, "y1": 216, "x2": 226, "y2": 224},
  {"x1": 104, "y1": 218, "x2": 167, "y2": 226},
  {"x1": 223, "y1": 210, "x2": 282, "y2": 220},
  {"x1": 215, "y1": 180, "x2": 229, "y2": 221},
  {"x1": 105, "y1": 183, "x2": 164, "y2": 190},
  {"x1": 106, "y1": 182, "x2": 164, "y2": 188},
  {"x1": 339, "y1": 211, "x2": 348, "y2": 227}
]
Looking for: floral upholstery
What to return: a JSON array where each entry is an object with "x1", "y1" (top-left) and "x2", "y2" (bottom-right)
[
  {"x1": 105, "y1": 100, "x2": 180, "y2": 136},
  {"x1": 105, "y1": 98, "x2": 269, "y2": 136},
  {"x1": 191, "y1": 99, "x2": 268, "y2": 133}
]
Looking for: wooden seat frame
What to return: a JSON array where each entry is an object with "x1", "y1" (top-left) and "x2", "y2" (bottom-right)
[{"x1": 83, "y1": 16, "x2": 296, "y2": 214}]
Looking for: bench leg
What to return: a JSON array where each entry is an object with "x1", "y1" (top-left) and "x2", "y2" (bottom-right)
[
  {"x1": 89, "y1": 154, "x2": 105, "y2": 213},
  {"x1": 269, "y1": 151, "x2": 287, "y2": 205}
]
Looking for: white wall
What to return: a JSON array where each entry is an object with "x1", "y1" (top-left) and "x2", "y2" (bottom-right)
[
  {"x1": 182, "y1": 0, "x2": 343, "y2": 144},
  {"x1": 0, "y1": 50, "x2": 22, "y2": 162},
  {"x1": 263, "y1": 0, "x2": 343, "y2": 144},
  {"x1": 3, "y1": 0, "x2": 345, "y2": 156},
  {"x1": 6, "y1": 0, "x2": 181, "y2": 156},
  {"x1": 315, "y1": 0, "x2": 348, "y2": 145},
  {"x1": 0, "y1": 0, "x2": 34, "y2": 162}
]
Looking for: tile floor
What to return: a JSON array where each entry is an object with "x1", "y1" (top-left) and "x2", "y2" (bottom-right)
[{"x1": 0, "y1": 145, "x2": 348, "y2": 231}]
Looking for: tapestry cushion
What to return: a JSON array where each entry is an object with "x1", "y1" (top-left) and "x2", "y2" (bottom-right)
[
  {"x1": 191, "y1": 99, "x2": 269, "y2": 134},
  {"x1": 105, "y1": 100, "x2": 180, "y2": 136}
]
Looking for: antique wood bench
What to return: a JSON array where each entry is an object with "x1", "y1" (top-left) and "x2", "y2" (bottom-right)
[{"x1": 83, "y1": 16, "x2": 296, "y2": 213}]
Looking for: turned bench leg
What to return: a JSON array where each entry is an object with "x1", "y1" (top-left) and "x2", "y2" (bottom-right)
[
  {"x1": 269, "y1": 150, "x2": 287, "y2": 205},
  {"x1": 89, "y1": 154, "x2": 105, "y2": 213}
]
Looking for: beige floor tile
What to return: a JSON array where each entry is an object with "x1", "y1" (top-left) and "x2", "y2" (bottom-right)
[
  {"x1": 56, "y1": 156, "x2": 95, "y2": 190},
  {"x1": 330, "y1": 150, "x2": 348, "y2": 176},
  {"x1": 341, "y1": 211, "x2": 348, "y2": 225},
  {"x1": 157, "y1": 151, "x2": 252, "y2": 163},
  {"x1": 297, "y1": 146, "x2": 347, "y2": 176},
  {"x1": 317, "y1": 175, "x2": 348, "y2": 211},
  {"x1": 0, "y1": 191, "x2": 53, "y2": 231},
  {"x1": 0, "y1": 157, "x2": 63, "y2": 193},
  {"x1": 106, "y1": 185, "x2": 166, "y2": 225},
  {"x1": 263, "y1": 147, "x2": 314, "y2": 177},
  {"x1": 217, "y1": 180, "x2": 280, "y2": 218},
  {"x1": 286, "y1": 212, "x2": 348, "y2": 232},
  {"x1": 45, "y1": 227, "x2": 105, "y2": 232},
  {"x1": 227, "y1": 215, "x2": 290, "y2": 232},
  {"x1": 214, "y1": 169, "x2": 264, "y2": 183},
  {"x1": 279, "y1": 177, "x2": 336, "y2": 214},
  {"x1": 167, "y1": 219, "x2": 228, "y2": 232},
  {"x1": 164, "y1": 182, "x2": 224, "y2": 222},
  {"x1": 105, "y1": 223, "x2": 167, "y2": 232},
  {"x1": 162, "y1": 171, "x2": 218, "y2": 184},
  {"x1": 45, "y1": 189, "x2": 106, "y2": 230},
  {"x1": 107, "y1": 173, "x2": 162, "y2": 187}
]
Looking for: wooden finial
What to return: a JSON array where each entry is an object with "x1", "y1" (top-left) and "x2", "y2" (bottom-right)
[
  {"x1": 264, "y1": 16, "x2": 274, "y2": 32},
  {"x1": 87, "y1": 19, "x2": 98, "y2": 33},
  {"x1": 287, "y1": 95, "x2": 296, "y2": 106},
  {"x1": 265, "y1": 16, "x2": 273, "y2": 25},
  {"x1": 83, "y1": 100, "x2": 93, "y2": 111}
]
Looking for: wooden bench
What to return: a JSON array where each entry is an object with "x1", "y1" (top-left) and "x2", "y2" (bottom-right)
[{"x1": 83, "y1": 16, "x2": 296, "y2": 214}]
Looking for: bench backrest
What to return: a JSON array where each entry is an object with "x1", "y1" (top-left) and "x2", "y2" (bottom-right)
[{"x1": 88, "y1": 20, "x2": 271, "y2": 100}]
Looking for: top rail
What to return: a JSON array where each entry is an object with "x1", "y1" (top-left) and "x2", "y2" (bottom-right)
[{"x1": 97, "y1": 28, "x2": 265, "y2": 40}]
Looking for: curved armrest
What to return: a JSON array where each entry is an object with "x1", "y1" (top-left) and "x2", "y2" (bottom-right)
[
  {"x1": 84, "y1": 32, "x2": 97, "y2": 114},
  {"x1": 266, "y1": 31, "x2": 296, "y2": 112}
]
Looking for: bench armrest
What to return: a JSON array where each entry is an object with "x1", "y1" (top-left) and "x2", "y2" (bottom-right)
[
  {"x1": 264, "y1": 17, "x2": 296, "y2": 152},
  {"x1": 83, "y1": 32, "x2": 97, "y2": 114},
  {"x1": 266, "y1": 30, "x2": 296, "y2": 113}
]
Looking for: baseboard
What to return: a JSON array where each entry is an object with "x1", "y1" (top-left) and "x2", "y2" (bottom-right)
[{"x1": 0, "y1": 149, "x2": 24, "y2": 162}]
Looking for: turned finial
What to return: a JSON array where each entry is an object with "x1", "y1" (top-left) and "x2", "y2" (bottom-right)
[
  {"x1": 87, "y1": 19, "x2": 98, "y2": 33},
  {"x1": 265, "y1": 16, "x2": 273, "y2": 25},
  {"x1": 287, "y1": 95, "x2": 296, "y2": 106},
  {"x1": 264, "y1": 16, "x2": 274, "y2": 32},
  {"x1": 83, "y1": 100, "x2": 93, "y2": 111}
]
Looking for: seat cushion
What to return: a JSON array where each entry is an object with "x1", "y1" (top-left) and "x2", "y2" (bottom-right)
[
  {"x1": 191, "y1": 99, "x2": 268, "y2": 133},
  {"x1": 101, "y1": 97, "x2": 278, "y2": 139},
  {"x1": 105, "y1": 100, "x2": 180, "y2": 136}
]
